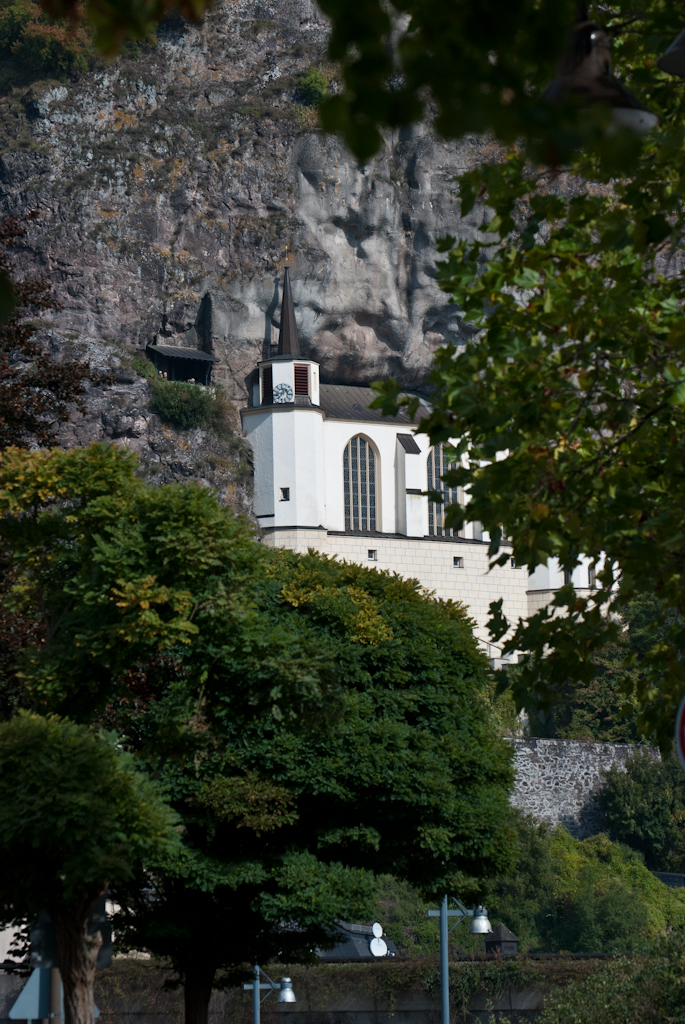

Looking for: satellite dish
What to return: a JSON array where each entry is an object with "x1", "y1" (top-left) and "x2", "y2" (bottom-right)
[
  {"x1": 372, "y1": 922, "x2": 383, "y2": 938},
  {"x1": 369, "y1": 936, "x2": 388, "y2": 957}
]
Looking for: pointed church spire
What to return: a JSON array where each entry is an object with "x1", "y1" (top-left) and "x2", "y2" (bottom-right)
[{"x1": 278, "y1": 265, "x2": 300, "y2": 356}]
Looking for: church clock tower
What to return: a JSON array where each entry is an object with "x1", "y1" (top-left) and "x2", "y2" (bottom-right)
[{"x1": 242, "y1": 268, "x2": 325, "y2": 529}]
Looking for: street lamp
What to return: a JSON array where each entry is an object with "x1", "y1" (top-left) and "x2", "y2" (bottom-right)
[
  {"x1": 428, "y1": 896, "x2": 492, "y2": 1024},
  {"x1": 243, "y1": 965, "x2": 296, "y2": 1024}
]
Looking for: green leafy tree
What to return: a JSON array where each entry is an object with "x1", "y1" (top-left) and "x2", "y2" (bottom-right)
[
  {"x1": 110, "y1": 547, "x2": 515, "y2": 1024},
  {"x1": 0, "y1": 712, "x2": 178, "y2": 1024},
  {"x1": 0, "y1": 443, "x2": 322, "y2": 720},
  {"x1": 1, "y1": 445, "x2": 516, "y2": 1024},
  {"x1": 150, "y1": 380, "x2": 215, "y2": 430},
  {"x1": 370, "y1": 0, "x2": 685, "y2": 747},
  {"x1": 599, "y1": 750, "x2": 685, "y2": 871},
  {"x1": 525, "y1": 593, "x2": 677, "y2": 743},
  {"x1": 0, "y1": 0, "x2": 91, "y2": 85}
]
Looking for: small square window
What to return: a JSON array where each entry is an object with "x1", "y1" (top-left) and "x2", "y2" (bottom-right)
[
  {"x1": 368, "y1": 549, "x2": 377, "y2": 561},
  {"x1": 510, "y1": 557, "x2": 517, "y2": 568},
  {"x1": 280, "y1": 487, "x2": 290, "y2": 502},
  {"x1": 453, "y1": 556, "x2": 464, "y2": 568}
]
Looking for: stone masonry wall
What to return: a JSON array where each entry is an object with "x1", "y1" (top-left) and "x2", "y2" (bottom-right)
[{"x1": 506, "y1": 738, "x2": 659, "y2": 839}]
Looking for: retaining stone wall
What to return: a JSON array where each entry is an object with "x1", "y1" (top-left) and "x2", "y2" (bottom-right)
[{"x1": 507, "y1": 738, "x2": 659, "y2": 838}]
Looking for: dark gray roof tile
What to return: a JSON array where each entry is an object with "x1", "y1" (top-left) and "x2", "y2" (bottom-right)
[
  {"x1": 319, "y1": 384, "x2": 429, "y2": 424},
  {"x1": 397, "y1": 432, "x2": 422, "y2": 453}
]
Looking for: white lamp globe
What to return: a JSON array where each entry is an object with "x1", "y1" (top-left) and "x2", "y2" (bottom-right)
[
  {"x1": 469, "y1": 907, "x2": 492, "y2": 935},
  {"x1": 277, "y1": 978, "x2": 296, "y2": 1003}
]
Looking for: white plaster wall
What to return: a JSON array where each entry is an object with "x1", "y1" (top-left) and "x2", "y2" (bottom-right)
[
  {"x1": 395, "y1": 437, "x2": 407, "y2": 535},
  {"x1": 322, "y1": 420, "x2": 433, "y2": 534},
  {"x1": 244, "y1": 409, "x2": 274, "y2": 518},
  {"x1": 270, "y1": 408, "x2": 325, "y2": 527},
  {"x1": 271, "y1": 359, "x2": 295, "y2": 394},
  {"x1": 261, "y1": 527, "x2": 528, "y2": 653},
  {"x1": 243, "y1": 407, "x2": 325, "y2": 526}
]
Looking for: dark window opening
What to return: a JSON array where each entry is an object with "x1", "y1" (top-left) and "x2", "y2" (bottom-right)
[
  {"x1": 427, "y1": 444, "x2": 464, "y2": 538},
  {"x1": 280, "y1": 487, "x2": 290, "y2": 501},
  {"x1": 294, "y1": 364, "x2": 309, "y2": 395},
  {"x1": 344, "y1": 435, "x2": 376, "y2": 532},
  {"x1": 262, "y1": 366, "x2": 273, "y2": 405}
]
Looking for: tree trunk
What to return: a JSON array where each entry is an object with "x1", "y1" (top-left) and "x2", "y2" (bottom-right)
[
  {"x1": 184, "y1": 963, "x2": 217, "y2": 1024},
  {"x1": 51, "y1": 901, "x2": 103, "y2": 1024}
]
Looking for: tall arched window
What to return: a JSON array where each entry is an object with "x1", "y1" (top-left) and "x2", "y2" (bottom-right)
[
  {"x1": 427, "y1": 444, "x2": 464, "y2": 537},
  {"x1": 343, "y1": 435, "x2": 377, "y2": 532}
]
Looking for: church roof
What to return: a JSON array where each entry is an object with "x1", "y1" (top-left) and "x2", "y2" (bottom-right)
[
  {"x1": 319, "y1": 384, "x2": 429, "y2": 425},
  {"x1": 278, "y1": 266, "x2": 300, "y2": 356}
]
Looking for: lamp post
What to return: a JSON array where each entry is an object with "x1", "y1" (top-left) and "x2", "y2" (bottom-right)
[
  {"x1": 243, "y1": 965, "x2": 296, "y2": 1024},
  {"x1": 428, "y1": 896, "x2": 492, "y2": 1024}
]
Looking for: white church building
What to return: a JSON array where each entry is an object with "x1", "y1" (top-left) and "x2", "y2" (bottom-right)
[{"x1": 241, "y1": 269, "x2": 589, "y2": 663}]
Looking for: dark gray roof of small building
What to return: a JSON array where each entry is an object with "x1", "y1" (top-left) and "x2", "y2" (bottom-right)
[
  {"x1": 147, "y1": 344, "x2": 217, "y2": 363},
  {"x1": 487, "y1": 922, "x2": 518, "y2": 942},
  {"x1": 319, "y1": 384, "x2": 429, "y2": 424}
]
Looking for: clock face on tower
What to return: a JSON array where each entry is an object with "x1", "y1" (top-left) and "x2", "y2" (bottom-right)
[{"x1": 273, "y1": 383, "x2": 294, "y2": 404}]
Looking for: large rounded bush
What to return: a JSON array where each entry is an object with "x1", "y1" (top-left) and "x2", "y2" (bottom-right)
[{"x1": 151, "y1": 380, "x2": 214, "y2": 430}]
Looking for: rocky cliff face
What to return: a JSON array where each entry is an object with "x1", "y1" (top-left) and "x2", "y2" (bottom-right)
[{"x1": 0, "y1": 0, "x2": 485, "y2": 492}]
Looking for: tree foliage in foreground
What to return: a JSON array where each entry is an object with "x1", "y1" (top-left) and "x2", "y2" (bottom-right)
[
  {"x1": 0, "y1": 443, "x2": 515, "y2": 1024},
  {"x1": 111, "y1": 546, "x2": 515, "y2": 1024},
  {"x1": 522, "y1": 593, "x2": 675, "y2": 744},
  {"x1": 0, "y1": 712, "x2": 178, "y2": 1024},
  {"x1": 0, "y1": 442, "x2": 322, "y2": 721},
  {"x1": 372, "y1": 2, "x2": 685, "y2": 747}
]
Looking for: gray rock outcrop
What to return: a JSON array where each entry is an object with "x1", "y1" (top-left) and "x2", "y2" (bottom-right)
[{"x1": 0, "y1": 0, "x2": 486, "y2": 447}]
